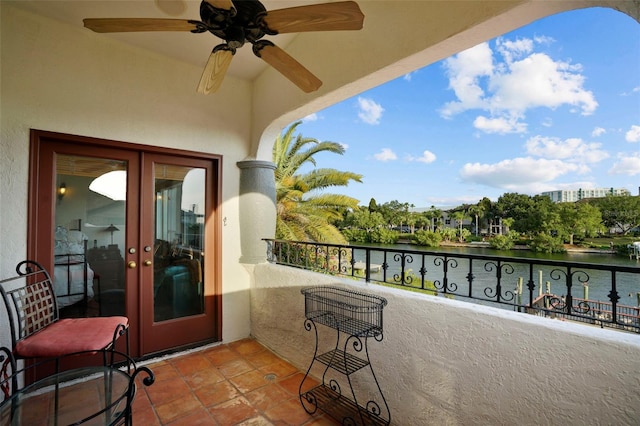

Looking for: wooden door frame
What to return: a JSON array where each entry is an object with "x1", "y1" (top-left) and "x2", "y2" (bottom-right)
[{"x1": 28, "y1": 129, "x2": 223, "y2": 356}]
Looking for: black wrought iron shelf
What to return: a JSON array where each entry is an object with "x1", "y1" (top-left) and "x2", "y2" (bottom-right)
[
  {"x1": 299, "y1": 286, "x2": 390, "y2": 426},
  {"x1": 303, "y1": 384, "x2": 389, "y2": 426},
  {"x1": 316, "y1": 349, "x2": 369, "y2": 375}
]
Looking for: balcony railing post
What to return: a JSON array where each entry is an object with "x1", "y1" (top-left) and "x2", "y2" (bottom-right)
[
  {"x1": 365, "y1": 248, "x2": 371, "y2": 282},
  {"x1": 526, "y1": 264, "x2": 535, "y2": 308}
]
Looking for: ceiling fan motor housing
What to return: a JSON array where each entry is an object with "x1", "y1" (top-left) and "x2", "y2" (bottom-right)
[{"x1": 200, "y1": 0, "x2": 271, "y2": 49}]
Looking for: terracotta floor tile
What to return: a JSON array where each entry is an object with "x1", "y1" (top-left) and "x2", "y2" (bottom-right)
[
  {"x1": 303, "y1": 415, "x2": 341, "y2": 426},
  {"x1": 229, "y1": 338, "x2": 267, "y2": 356},
  {"x1": 183, "y1": 366, "x2": 226, "y2": 390},
  {"x1": 194, "y1": 380, "x2": 240, "y2": 407},
  {"x1": 246, "y1": 349, "x2": 283, "y2": 369},
  {"x1": 146, "y1": 361, "x2": 180, "y2": 383},
  {"x1": 259, "y1": 359, "x2": 299, "y2": 380},
  {"x1": 229, "y1": 369, "x2": 270, "y2": 393},
  {"x1": 218, "y1": 358, "x2": 255, "y2": 378},
  {"x1": 132, "y1": 406, "x2": 162, "y2": 426},
  {"x1": 244, "y1": 383, "x2": 292, "y2": 412},
  {"x1": 132, "y1": 386, "x2": 152, "y2": 412},
  {"x1": 237, "y1": 415, "x2": 275, "y2": 425},
  {"x1": 165, "y1": 408, "x2": 217, "y2": 426},
  {"x1": 209, "y1": 396, "x2": 258, "y2": 424},
  {"x1": 145, "y1": 376, "x2": 191, "y2": 406},
  {"x1": 264, "y1": 397, "x2": 316, "y2": 426},
  {"x1": 127, "y1": 339, "x2": 333, "y2": 426},
  {"x1": 154, "y1": 393, "x2": 203, "y2": 424},
  {"x1": 170, "y1": 353, "x2": 214, "y2": 377},
  {"x1": 277, "y1": 372, "x2": 318, "y2": 395},
  {"x1": 203, "y1": 346, "x2": 242, "y2": 366}
]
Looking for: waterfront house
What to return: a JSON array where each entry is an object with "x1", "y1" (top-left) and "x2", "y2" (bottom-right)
[{"x1": 1, "y1": 1, "x2": 639, "y2": 424}]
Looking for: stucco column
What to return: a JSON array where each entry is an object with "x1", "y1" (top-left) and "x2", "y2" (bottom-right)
[{"x1": 237, "y1": 160, "x2": 276, "y2": 264}]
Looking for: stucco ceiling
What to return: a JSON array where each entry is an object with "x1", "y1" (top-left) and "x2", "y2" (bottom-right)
[{"x1": 9, "y1": 0, "x2": 328, "y2": 81}]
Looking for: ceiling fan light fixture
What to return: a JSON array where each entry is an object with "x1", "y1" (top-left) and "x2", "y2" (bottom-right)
[{"x1": 225, "y1": 26, "x2": 245, "y2": 49}]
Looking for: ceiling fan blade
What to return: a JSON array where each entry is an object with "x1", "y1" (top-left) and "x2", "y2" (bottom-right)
[
  {"x1": 255, "y1": 43, "x2": 322, "y2": 93},
  {"x1": 204, "y1": 0, "x2": 235, "y2": 11},
  {"x1": 262, "y1": 1, "x2": 364, "y2": 34},
  {"x1": 83, "y1": 18, "x2": 200, "y2": 33},
  {"x1": 197, "y1": 49, "x2": 234, "y2": 94}
]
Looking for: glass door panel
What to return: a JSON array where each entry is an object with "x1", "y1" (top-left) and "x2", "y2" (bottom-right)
[
  {"x1": 153, "y1": 165, "x2": 205, "y2": 322},
  {"x1": 54, "y1": 155, "x2": 126, "y2": 318}
]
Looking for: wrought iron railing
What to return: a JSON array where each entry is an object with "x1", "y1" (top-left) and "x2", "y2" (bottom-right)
[{"x1": 264, "y1": 239, "x2": 640, "y2": 333}]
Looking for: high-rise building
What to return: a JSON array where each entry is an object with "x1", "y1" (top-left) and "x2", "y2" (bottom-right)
[{"x1": 541, "y1": 187, "x2": 631, "y2": 203}]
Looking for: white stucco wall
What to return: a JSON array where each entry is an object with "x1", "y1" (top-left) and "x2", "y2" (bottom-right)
[
  {"x1": 0, "y1": 4, "x2": 253, "y2": 345},
  {"x1": 251, "y1": 262, "x2": 640, "y2": 425}
]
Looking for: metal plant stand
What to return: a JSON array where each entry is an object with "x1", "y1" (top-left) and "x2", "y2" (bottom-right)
[{"x1": 299, "y1": 286, "x2": 390, "y2": 425}]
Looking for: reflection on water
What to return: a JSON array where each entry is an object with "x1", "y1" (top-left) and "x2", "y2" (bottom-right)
[{"x1": 353, "y1": 243, "x2": 640, "y2": 307}]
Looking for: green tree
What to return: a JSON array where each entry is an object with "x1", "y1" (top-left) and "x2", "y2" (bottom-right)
[
  {"x1": 557, "y1": 202, "x2": 603, "y2": 244},
  {"x1": 413, "y1": 230, "x2": 442, "y2": 247},
  {"x1": 450, "y1": 210, "x2": 469, "y2": 242},
  {"x1": 468, "y1": 204, "x2": 484, "y2": 237},
  {"x1": 422, "y1": 206, "x2": 442, "y2": 232},
  {"x1": 377, "y1": 200, "x2": 412, "y2": 230},
  {"x1": 273, "y1": 121, "x2": 362, "y2": 243},
  {"x1": 347, "y1": 209, "x2": 385, "y2": 232},
  {"x1": 368, "y1": 198, "x2": 378, "y2": 212},
  {"x1": 590, "y1": 195, "x2": 640, "y2": 234}
]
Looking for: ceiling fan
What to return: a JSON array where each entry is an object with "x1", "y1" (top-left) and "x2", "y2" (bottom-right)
[{"x1": 83, "y1": 0, "x2": 364, "y2": 94}]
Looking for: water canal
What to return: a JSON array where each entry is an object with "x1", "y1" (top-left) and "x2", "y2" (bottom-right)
[{"x1": 352, "y1": 243, "x2": 640, "y2": 307}]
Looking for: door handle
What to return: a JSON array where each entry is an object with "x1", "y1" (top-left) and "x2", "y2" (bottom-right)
[
  {"x1": 128, "y1": 261, "x2": 137, "y2": 269},
  {"x1": 144, "y1": 260, "x2": 152, "y2": 266}
]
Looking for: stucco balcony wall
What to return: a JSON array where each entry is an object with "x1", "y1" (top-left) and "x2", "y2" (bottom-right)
[{"x1": 250, "y1": 262, "x2": 640, "y2": 425}]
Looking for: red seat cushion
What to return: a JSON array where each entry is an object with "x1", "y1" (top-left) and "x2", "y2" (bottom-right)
[{"x1": 14, "y1": 316, "x2": 128, "y2": 358}]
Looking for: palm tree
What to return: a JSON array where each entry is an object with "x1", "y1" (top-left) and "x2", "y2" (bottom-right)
[
  {"x1": 468, "y1": 203, "x2": 486, "y2": 237},
  {"x1": 273, "y1": 121, "x2": 362, "y2": 244}
]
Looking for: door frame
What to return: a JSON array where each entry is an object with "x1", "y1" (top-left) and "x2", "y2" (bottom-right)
[{"x1": 28, "y1": 129, "x2": 223, "y2": 357}]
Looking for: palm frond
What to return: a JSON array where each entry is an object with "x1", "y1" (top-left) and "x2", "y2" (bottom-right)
[{"x1": 273, "y1": 122, "x2": 361, "y2": 244}]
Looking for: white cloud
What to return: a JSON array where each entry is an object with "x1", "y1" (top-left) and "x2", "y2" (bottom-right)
[
  {"x1": 425, "y1": 196, "x2": 488, "y2": 206},
  {"x1": 407, "y1": 150, "x2": 437, "y2": 163},
  {"x1": 591, "y1": 127, "x2": 606, "y2": 137},
  {"x1": 459, "y1": 157, "x2": 579, "y2": 193},
  {"x1": 340, "y1": 143, "x2": 350, "y2": 150},
  {"x1": 373, "y1": 148, "x2": 397, "y2": 162},
  {"x1": 474, "y1": 115, "x2": 527, "y2": 134},
  {"x1": 302, "y1": 113, "x2": 319, "y2": 122},
  {"x1": 440, "y1": 42, "x2": 493, "y2": 118},
  {"x1": 403, "y1": 71, "x2": 418, "y2": 81},
  {"x1": 440, "y1": 36, "x2": 598, "y2": 134},
  {"x1": 621, "y1": 86, "x2": 640, "y2": 96},
  {"x1": 490, "y1": 53, "x2": 597, "y2": 115},
  {"x1": 609, "y1": 153, "x2": 640, "y2": 176},
  {"x1": 625, "y1": 125, "x2": 640, "y2": 142},
  {"x1": 496, "y1": 37, "x2": 534, "y2": 63},
  {"x1": 357, "y1": 97, "x2": 384, "y2": 125},
  {"x1": 525, "y1": 135, "x2": 609, "y2": 163}
]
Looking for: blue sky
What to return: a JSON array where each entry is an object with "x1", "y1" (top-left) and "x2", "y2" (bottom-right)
[{"x1": 291, "y1": 7, "x2": 640, "y2": 209}]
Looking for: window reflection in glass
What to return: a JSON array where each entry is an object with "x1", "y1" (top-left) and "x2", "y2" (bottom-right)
[{"x1": 153, "y1": 165, "x2": 205, "y2": 322}]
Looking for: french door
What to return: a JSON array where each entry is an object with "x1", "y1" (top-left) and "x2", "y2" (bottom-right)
[{"x1": 29, "y1": 130, "x2": 222, "y2": 358}]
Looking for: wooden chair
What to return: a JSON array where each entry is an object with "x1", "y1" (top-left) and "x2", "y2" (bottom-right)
[{"x1": 0, "y1": 260, "x2": 129, "y2": 368}]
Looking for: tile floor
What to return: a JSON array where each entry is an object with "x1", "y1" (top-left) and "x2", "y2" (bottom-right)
[{"x1": 132, "y1": 338, "x2": 339, "y2": 425}]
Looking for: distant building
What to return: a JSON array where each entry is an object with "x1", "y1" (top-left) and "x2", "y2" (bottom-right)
[{"x1": 541, "y1": 187, "x2": 631, "y2": 203}]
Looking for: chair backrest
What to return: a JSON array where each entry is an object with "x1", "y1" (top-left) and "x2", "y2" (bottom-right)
[{"x1": 0, "y1": 261, "x2": 59, "y2": 350}]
